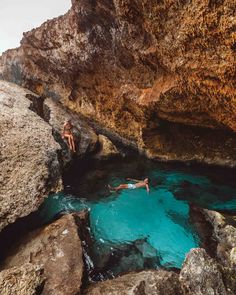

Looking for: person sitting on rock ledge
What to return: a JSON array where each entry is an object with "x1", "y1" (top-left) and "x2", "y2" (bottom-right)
[
  {"x1": 108, "y1": 178, "x2": 150, "y2": 194},
  {"x1": 62, "y1": 119, "x2": 77, "y2": 152}
]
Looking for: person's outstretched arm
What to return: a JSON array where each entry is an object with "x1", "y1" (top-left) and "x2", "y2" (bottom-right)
[
  {"x1": 126, "y1": 178, "x2": 141, "y2": 182},
  {"x1": 146, "y1": 184, "x2": 150, "y2": 194}
]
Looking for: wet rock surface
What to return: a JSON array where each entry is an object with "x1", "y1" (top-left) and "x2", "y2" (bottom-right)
[
  {"x1": 0, "y1": 0, "x2": 236, "y2": 166},
  {"x1": 84, "y1": 269, "x2": 183, "y2": 295},
  {"x1": 0, "y1": 263, "x2": 44, "y2": 295},
  {"x1": 0, "y1": 80, "x2": 62, "y2": 232},
  {"x1": 88, "y1": 238, "x2": 162, "y2": 282},
  {"x1": 180, "y1": 248, "x2": 228, "y2": 295},
  {"x1": 189, "y1": 205, "x2": 217, "y2": 257},
  {"x1": 1, "y1": 214, "x2": 84, "y2": 295}
]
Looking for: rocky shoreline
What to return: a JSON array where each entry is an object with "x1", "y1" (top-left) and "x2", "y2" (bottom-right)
[{"x1": 0, "y1": 208, "x2": 235, "y2": 295}]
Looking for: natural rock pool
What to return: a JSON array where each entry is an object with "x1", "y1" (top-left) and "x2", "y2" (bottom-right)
[{"x1": 38, "y1": 157, "x2": 236, "y2": 280}]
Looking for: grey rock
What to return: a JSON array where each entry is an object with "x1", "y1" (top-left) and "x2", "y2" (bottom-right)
[
  {"x1": 179, "y1": 248, "x2": 227, "y2": 295},
  {"x1": 203, "y1": 210, "x2": 236, "y2": 293},
  {"x1": 0, "y1": 80, "x2": 62, "y2": 232},
  {"x1": 0, "y1": 263, "x2": 44, "y2": 295}
]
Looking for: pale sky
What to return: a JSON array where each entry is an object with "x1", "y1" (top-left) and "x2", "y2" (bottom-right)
[{"x1": 0, "y1": 0, "x2": 71, "y2": 55}]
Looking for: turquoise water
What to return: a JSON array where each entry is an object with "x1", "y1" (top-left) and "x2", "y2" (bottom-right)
[{"x1": 39, "y1": 158, "x2": 236, "y2": 277}]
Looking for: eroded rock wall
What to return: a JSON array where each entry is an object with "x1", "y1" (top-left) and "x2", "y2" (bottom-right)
[
  {"x1": 0, "y1": 81, "x2": 62, "y2": 232},
  {"x1": 0, "y1": 0, "x2": 235, "y2": 165},
  {"x1": 0, "y1": 80, "x2": 99, "y2": 232}
]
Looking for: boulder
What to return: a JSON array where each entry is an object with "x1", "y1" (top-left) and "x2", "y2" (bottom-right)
[
  {"x1": 179, "y1": 248, "x2": 227, "y2": 295},
  {"x1": 0, "y1": 80, "x2": 62, "y2": 232},
  {"x1": 1, "y1": 214, "x2": 84, "y2": 295},
  {"x1": 202, "y1": 209, "x2": 236, "y2": 293},
  {"x1": 0, "y1": 263, "x2": 44, "y2": 295},
  {"x1": 84, "y1": 270, "x2": 183, "y2": 295}
]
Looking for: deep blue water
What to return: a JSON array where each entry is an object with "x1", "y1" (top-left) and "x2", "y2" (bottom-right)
[{"x1": 38, "y1": 158, "x2": 236, "y2": 278}]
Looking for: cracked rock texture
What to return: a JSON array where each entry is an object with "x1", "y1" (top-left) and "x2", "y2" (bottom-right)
[
  {"x1": 0, "y1": 80, "x2": 62, "y2": 232},
  {"x1": 84, "y1": 269, "x2": 183, "y2": 295},
  {"x1": 203, "y1": 209, "x2": 236, "y2": 293},
  {"x1": 0, "y1": 263, "x2": 44, "y2": 295},
  {"x1": 179, "y1": 248, "x2": 228, "y2": 295},
  {"x1": 0, "y1": 0, "x2": 236, "y2": 166},
  {"x1": 1, "y1": 214, "x2": 84, "y2": 295}
]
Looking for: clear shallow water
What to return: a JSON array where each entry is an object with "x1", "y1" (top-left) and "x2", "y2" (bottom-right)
[{"x1": 38, "y1": 158, "x2": 236, "y2": 278}]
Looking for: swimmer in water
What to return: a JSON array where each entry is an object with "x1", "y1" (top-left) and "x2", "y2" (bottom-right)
[{"x1": 108, "y1": 178, "x2": 150, "y2": 194}]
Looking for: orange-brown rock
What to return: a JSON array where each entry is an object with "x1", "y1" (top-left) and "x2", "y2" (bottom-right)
[{"x1": 0, "y1": 0, "x2": 235, "y2": 166}]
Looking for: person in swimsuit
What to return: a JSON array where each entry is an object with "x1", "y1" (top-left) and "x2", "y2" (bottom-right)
[
  {"x1": 108, "y1": 178, "x2": 150, "y2": 193},
  {"x1": 62, "y1": 119, "x2": 76, "y2": 152}
]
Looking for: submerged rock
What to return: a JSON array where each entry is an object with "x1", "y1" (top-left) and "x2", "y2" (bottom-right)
[
  {"x1": 180, "y1": 248, "x2": 228, "y2": 295},
  {"x1": 90, "y1": 238, "x2": 161, "y2": 281},
  {"x1": 1, "y1": 0, "x2": 236, "y2": 166},
  {"x1": 84, "y1": 269, "x2": 182, "y2": 295},
  {"x1": 0, "y1": 263, "x2": 44, "y2": 295},
  {"x1": 0, "y1": 81, "x2": 62, "y2": 232},
  {"x1": 1, "y1": 214, "x2": 84, "y2": 295}
]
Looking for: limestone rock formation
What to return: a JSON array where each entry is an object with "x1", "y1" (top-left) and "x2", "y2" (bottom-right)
[
  {"x1": 0, "y1": 79, "x2": 100, "y2": 232},
  {"x1": 203, "y1": 209, "x2": 236, "y2": 293},
  {"x1": 179, "y1": 248, "x2": 228, "y2": 295},
  {"x1": 94, "y1": 134, "x2": 120, "y2": 159},
  {"x1": 84, "y1": 269, "x2": 183, "y2": 295},
  {"x1": 43, "y1": 97, "x2": 98, "y2": 162},
  {"x1": 0, "y1": 0, "x2": 236, "y2": 166},
  {"x1": 0, "y1": 263, "x2": 44, "y2": 295},
  {"x1": 0, "y1": 80, "x2": 62, "y2": 232},
  {"x1": 1, "y1": 214, "x2": 84, "y2": 295}
]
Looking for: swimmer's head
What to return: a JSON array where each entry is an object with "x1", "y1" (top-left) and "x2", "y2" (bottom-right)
[{"x1": 144, "y1": 178, "x2": 149, "y2": 183}]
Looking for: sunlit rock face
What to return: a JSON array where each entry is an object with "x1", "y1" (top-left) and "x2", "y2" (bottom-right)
[{"x1": 1, "y1": 0, "x2": 235, "y2": 165}]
